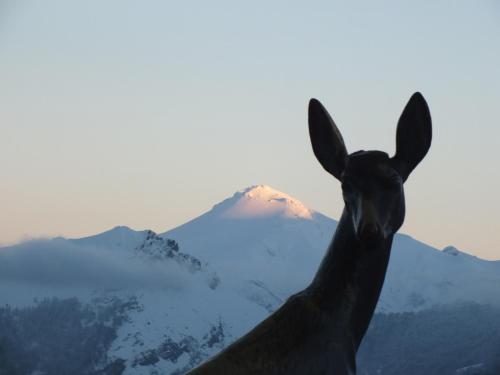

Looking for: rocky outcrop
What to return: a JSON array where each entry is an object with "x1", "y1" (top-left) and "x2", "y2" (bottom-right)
[{"x1": 135, "y1": 231, "x2": 220, "y2": 289}]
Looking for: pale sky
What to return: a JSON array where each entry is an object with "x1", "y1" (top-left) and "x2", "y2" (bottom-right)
[{"x1": 1, "y1": 1, "x2": 499, "y2": 259}]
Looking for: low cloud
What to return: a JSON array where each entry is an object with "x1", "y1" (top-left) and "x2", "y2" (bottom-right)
[{"x1": 0, "y1": 239, "x2": 192, "y2": 290}]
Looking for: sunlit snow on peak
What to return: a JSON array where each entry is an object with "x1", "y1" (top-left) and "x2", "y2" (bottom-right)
[{"x1": 220, "y1": 185, "x2": 313, "y2": 220}]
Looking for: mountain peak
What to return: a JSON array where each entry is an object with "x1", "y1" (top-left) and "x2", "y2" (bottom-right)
[
  {"x1": 109, "y1": 225, "x2": 134, "y2": 233},
  {"x1": 443, "y1": 246, "x2": 461, "y2": 256},
  {"x1": 72, "y1": 225, "x2": 147, "y2": 251},
  {"x1": 240, "y1": 184, "x2": 287, "y2": 197},
  {"x1": 218, "y1": 185, "x2": 313, "y2": 220}
]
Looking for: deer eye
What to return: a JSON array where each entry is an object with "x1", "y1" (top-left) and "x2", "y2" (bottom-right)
[{"x1": 383, "y1": 175, "x2": 402, "y2": 189}]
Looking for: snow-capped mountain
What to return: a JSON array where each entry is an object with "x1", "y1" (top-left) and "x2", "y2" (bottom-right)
[
  {"x1": 162, "y1": 185, "x2": 334, "y2": 308},
  {"x1": 1, "y1": 184, "x2": 499, "y2": 375},
  {"x1": 163, "y1": 184, "x2": 500, "y2": 313}
]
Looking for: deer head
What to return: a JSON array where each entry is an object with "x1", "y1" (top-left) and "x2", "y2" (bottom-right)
[{"x1": 308, "y1": 93, "x2": 432, "y2": 244}]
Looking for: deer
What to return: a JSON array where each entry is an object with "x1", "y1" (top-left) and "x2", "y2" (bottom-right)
[{"x1": 186, "y1": 92, "x2": 432, "y2": 375}]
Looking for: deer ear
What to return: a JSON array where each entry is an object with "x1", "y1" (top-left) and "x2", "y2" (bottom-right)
[
  {"x1": 308, "y1": 98, "x2": 348, "y2": 180},
  {"x1": 392, "y1": 92, "x2": 432, "y2": 181}
]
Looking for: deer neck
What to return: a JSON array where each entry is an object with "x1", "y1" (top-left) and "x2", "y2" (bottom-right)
[{"x1": 307, "y1": 208, "x2": 394, "y2": 350}]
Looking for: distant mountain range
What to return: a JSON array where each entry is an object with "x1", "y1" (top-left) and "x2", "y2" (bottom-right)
[{"x1": 1, "y1": 185, "x2": 499, "y2": 375}]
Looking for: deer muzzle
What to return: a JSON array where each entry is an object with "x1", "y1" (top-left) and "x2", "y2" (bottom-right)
[{"x1": 356, "y1": 200, "x2": 383, "y2": 242}]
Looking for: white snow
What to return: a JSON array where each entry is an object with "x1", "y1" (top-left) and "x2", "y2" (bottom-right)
[{"x1": 220, "y1": 185, "x2": 313, "y2": 220}]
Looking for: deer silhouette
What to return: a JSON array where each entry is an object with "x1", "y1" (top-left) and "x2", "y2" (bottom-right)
[{"x1": 187, "y1": 93, "x2": 432, "y2": 375}]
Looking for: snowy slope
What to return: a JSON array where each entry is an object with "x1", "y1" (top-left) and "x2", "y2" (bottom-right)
[
  {"x1": 71, "y1": 225, "x2": 148, "y2": 252},
  {"x1": 162, "y1": 185, "x2": 335, "y2": 304}
]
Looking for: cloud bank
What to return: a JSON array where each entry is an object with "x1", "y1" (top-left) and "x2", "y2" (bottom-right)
[{"x1": 0, "y1": 239, "x2": 192, "y2": 290}]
